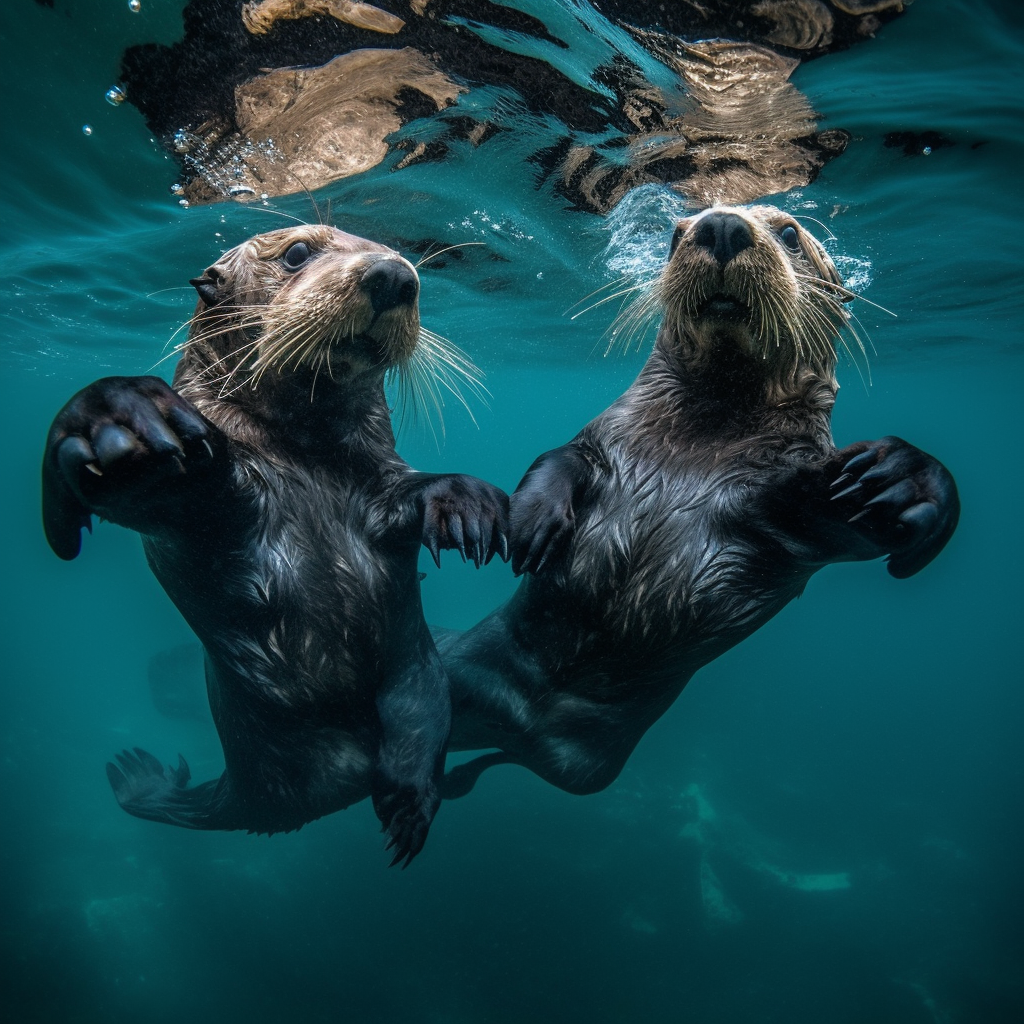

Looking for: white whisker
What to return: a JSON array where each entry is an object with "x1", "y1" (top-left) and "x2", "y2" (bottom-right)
[{"x1": 414, "y1": 242, "x2": 486, "y2": 268}]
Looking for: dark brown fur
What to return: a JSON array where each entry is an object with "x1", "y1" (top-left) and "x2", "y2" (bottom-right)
[
  {"x1": 42, "y1": 225, "x2": 508, "y2": 864},
  {"x1": 438, "y1": 205, "x2": 959, "y2": 800}
]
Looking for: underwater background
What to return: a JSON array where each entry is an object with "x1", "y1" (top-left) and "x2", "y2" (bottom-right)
[{"x1": 1, "y1": 1, "x2": 1021, "y2": 1021}]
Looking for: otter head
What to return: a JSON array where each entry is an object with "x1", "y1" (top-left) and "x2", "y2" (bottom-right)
[
  {"x1": 658, "y1": 205, "x2": 849, "y2": 399},
  {"x1": 181, "y1": 225, "x2": 420, "y2": 407}
]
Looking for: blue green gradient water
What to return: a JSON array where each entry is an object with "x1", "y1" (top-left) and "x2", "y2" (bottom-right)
[{"x1": 1, "y1": 2, "x2": 1022, "y2": 1021}]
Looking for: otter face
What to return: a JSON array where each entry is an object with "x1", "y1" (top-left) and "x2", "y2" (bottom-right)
[
  {"x1": 187, "y1": 225, "x2": 420, "y2": 392},
  {"x1": 659, "y1": 205, "x2": 848, "y2": 377}
]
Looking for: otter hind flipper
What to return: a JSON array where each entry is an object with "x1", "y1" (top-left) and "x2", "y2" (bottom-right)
[
  {"x1": 106, "y1": 747, "x2": 228, "y2": 831},
  {"x1": 439, "y1": 752, "x2": 512, "y2": 800}
]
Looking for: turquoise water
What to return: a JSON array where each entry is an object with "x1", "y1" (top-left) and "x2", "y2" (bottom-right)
[{"x1": 1, "y1": 1, "x2": 1022, "y2": 1021}]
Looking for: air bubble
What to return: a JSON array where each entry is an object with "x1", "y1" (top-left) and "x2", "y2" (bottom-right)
[
  {"x1": 178, "y1": 199, "x2": 190, "y2": 208},
  {"x1": 173, "y1": 130, "x2": 191, "y2": 153},
  {"x1": 922, "y1": 146, "x2": 932, "y2": 155},
  {"x1": 128, "y1": 0, "x2": 141, "y2": 11},
  {"x1": 105, "y1": 85, "x2": 126, "y2": 107},
  {"x1": 170, "y1": 183, "x2": 184, "y2": 196},
  {"x1": 82, "y1": 124, "x2": 93, "y2": 136}
]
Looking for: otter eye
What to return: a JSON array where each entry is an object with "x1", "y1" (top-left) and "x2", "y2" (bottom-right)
[
  {"x1": 669, "y1": 224, "x2": 686, "y2": 257},
  {"x1": 282, "y1": 241, "x2": 311, "y2": 270},
  {"x1": 780, "y1": 225, "x2": 801, "y2": 251}
]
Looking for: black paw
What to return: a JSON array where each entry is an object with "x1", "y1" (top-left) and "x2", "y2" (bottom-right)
[
  {"x1": 510, "y1": 478, "x2": 575, "y2": 576},
  {"x1": 42, "y1": 376, "x2": 217, "y2": 559},
  {"x1": 421, "y1": 475, "x2": 510, "y2": 568},
  {"x1": 830, "y1": 436, "x2": 960, "y2": 578},
  {"x1": 106, "y1": 747, "x2": 191, "y2": 815},
  {"x1": 372, "y1": 777, "x2": 440, "y2": 868}
]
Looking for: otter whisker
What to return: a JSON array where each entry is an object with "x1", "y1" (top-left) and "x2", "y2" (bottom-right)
[
  {"x1": 146, "y1": 286, "x2": 197, "y2": 299},
  {"x1": 310, "y1": 351, "x2": 326, "y2": 403},
  {"x1": 570, "y1": 283, "x2": 649, "y2": 321},
  {"x1": 795, "y1": 275, "x2": 897, "y2": 319},
  {"x1": 397, "y1": 362, "x2": 444, "y2": 448},
  {"x1": 563, "y1": 276, "x2": 634, "y2": 316},
  {"x1": 417, "y1": 328, "x2": 488, "y2": 394},
  {"x1": 393, "y1": 326, "x2": 488, "y2": 441},
  {"x1": 792, "y1": 214, "x2": 837, "y2": 241},
  {"x1": 395, "y1": 357, "x2": 446, "y2": 443},
  {"x1": 183, "y1": 334, "x2": 267, "y2": 384},
  {"x1": 602, "y1": 284, "x2": 661, "y2": 357},
  {"x1": 268, "y1": 165, "x2": 327, "y2": 227},
  {"x1": 414, "y1": 242, "x2": 486, "y2": 268},
  {"x1": 247, "y1": 206, "x2": 310, "y2": 228}
]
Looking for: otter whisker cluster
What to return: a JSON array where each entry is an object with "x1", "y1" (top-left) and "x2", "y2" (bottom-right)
[{"x1": 393, "y1": 326, "x2": 488, "y2": 442}]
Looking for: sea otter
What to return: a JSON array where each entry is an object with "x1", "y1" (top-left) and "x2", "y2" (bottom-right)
[
  {"x1": 42, "y1": 225, "x2": 509, "y2": 865},
  {"x1": 437, "y1": 204, "x2": 959, "y2": 799}
]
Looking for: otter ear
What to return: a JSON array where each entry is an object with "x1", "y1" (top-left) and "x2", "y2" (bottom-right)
[{"x1": 189, "y1": 263, "x2": 230, "y2": 307}]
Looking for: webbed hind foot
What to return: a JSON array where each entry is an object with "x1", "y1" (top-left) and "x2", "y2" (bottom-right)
[
  {"x1": 439, "y1": 752, "x2": 512, "y2": 800},
  {"x1": 106, "y1": 747, "x2": 228, "y2": 830}
]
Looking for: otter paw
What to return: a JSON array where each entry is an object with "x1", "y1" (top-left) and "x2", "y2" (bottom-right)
[
  {"x1": 421, "y1": 475, "x2": 510, "y2": 568},
  {"x1": 372, "y1": 781, "x2": 439, "y2": 868},
  {"x1": 510, "y1": 484, "x2": 575, "y2": 576},
  {"x1": 43, "y1": 376, "x2": 217, "y2": 559},
  {"x1": 830, "y1": 436, "x2": 960, "y2": 578}
]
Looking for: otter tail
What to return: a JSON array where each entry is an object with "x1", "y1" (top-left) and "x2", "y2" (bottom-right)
[
  {"x1": 439, "y1": 751, "x2": 512, "y2": 800},
  {"x1": 106, "y1": 747, "x2": 233, "y2": 830}
]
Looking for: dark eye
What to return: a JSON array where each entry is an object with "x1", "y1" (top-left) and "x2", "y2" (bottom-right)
[
  {"x1": 283, "y1": 241, "x2": 311, "y2": 270},
  {"x1": 780, "y1": 225, "x2": 800, "y2": 251},
  {"x1": 669, "y1": 224, "x2": 685, "y2": 257}
]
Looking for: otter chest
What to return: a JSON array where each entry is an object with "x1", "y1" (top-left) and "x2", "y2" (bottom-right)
[
  {"x1": 238, "y1": 462, "x2": 394, "y2": 620},
  {"x1": 568, "y1": 454, "x2": 796, "y2": 655}
]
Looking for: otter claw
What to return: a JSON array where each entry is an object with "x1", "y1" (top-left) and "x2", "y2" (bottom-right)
[
  {"x1": 424, "y1": 533, "x2": 442, "y2": 568},
  {"x1": 85, "y1": 462, "x2": 103, "y2": 476},
  {"x1": 865, "y1": 479, "x2": 917, "y2": 508},
  {"x1": 841, "y1": 449, "x2": 880, "y2": 475},
  {"x1": 448, "y1": 515, "x2": 467, "y2": 562},
  {"x1": 831, "y1": 482, "x2": 863, "y2": 501}
]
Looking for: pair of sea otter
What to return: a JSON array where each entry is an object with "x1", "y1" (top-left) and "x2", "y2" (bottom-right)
[{"x1": 42, "y1": 206, "x2": 959, "y2": 864}]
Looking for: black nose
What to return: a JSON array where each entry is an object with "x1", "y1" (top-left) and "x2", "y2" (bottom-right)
[
  {"x1": 362, "y1": 260, "x2": 419, "y2": 314},
  {"x1": 691, "y1": 211, "x2": 754, "y2": 267}
]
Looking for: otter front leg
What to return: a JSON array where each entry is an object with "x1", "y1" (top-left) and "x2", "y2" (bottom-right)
[
  {"x1": 777, "y1": 436, "x2": 959, "y2": 577},
  {"x1": 510, "y1": 444, "x2": 593, "y2": 575},
  {"x1": 42, "y1": 376, "x2": 227, "y2": 559},
  {"x1": 372, "y1": 636, "x2": 451, "y2": 867},
  {"x1": 414, "y1": 473, "x2": 510, "y2": 568},
  {"x1": 828, "y1": 437, "x2": 960, "y2": 577}
]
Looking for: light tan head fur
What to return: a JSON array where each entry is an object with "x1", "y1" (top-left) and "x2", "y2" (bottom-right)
[
  {"x1": 659, "y1": 205, "x2": 849, "y2": 384},
  {"x1": 178, "y1": 225, "x2": 420, "y2": 404},
  {"x1": 659, "y1": 204, "x2": 851, "y2": 391}
]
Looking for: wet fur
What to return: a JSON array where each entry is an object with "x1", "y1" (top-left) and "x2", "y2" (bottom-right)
[
  {"x1": 42, "y1": 226, "x2": 508, "y2": 864},
  {"x1": 438, "y1": 205, "x2": 959, "y2": 799}
]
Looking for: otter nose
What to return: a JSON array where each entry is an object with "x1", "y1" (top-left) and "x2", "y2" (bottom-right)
[
  {"x1": 692, "y1": 211, "x2": 754, "y2": 267},
  {"x1": 361, "y1": 260, "x2": 419, "y2": 313}
]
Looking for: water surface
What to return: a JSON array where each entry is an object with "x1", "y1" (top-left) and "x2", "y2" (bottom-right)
[{"x1": 1, "y1": 2, "x2": 1022, "y2": 1021}]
